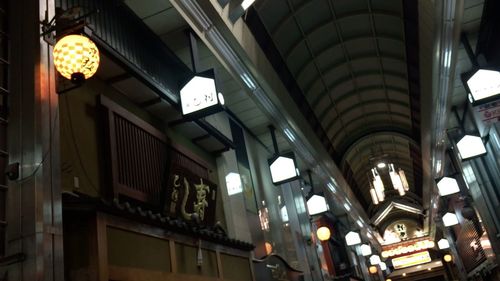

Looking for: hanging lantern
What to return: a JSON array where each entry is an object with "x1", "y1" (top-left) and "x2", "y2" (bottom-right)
[
  {"x1": 265, "y1": 242, "x2": 273, "y2": 255},
  {"x1": 389, "y1": 164, "x2": 403, "y2": 190},
  {"x1": 317, "y1": 226, "x2": 331, "y2": 242},
  {"x1": 369, "y1": 187, "x2": 379, "y2": 205},
  {"x1": 444, "y1": 254, "x2": 453, "y2": 263},
  {"x1": 369, "y1": 265, "x2": 378, "y2": 274},
  {"x1": 442, "y1": 212, "x2": 459, "y2": 227},
  {"x1": 371, "y1": 168, "x2": 385, "y2": 202},
  {"x1": 398, "y1": 168, "x2": 409, "y2": 191},
  {"x1": 53, "y1": 34, "x2": 100, "y2": 84}
]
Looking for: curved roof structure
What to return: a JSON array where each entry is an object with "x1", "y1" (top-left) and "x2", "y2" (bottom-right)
[{"x1": 248, "y1": 0, "x2": 422, "y2": 224}]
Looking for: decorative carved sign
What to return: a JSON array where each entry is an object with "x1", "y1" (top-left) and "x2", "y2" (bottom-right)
[
  {"x1": 164, "y1": 158, "x2": 217, "y2": 226},
  {"x1": 101, "y1": 95, "x2": 217, "y2": 226}
]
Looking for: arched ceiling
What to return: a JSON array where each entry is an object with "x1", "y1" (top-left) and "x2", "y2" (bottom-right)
[{"x1": 248, "y1": 0, "x2": 422, "y2": 219}]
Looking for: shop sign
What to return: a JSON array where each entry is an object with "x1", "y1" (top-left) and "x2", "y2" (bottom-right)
[
  {"x1": 475, "y1": 100, "x2": 500, "y2": 124},
  {"x1": 164, "y1": 166, "x2": 217, "y2": 226},
  {"x1": 392, "y1": 251, "x2": 431, "y2": 269},
  {"x1": 381, "y1": 239, "x2": 435, "y2": 258},
  {"x1": 180, "y1": 69, "x2": 224, "y2": 118}
]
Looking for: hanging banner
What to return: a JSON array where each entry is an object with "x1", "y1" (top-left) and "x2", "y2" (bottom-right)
[{"x1": 472, "y1": 99, "x2": 500, "y2": 137}]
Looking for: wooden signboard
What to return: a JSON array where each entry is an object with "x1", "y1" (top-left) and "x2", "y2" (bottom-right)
[
  {"x1": 101, "y1": 95, "x2": 218, "y2": 226},
  {"x1": 163, "y1": 158, "x2": 217, "y2": 225}
]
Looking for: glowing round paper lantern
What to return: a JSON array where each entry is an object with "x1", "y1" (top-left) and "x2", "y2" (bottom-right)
[
  {"x1": 53, "y1": 34, "x2": 100, "y2": 83},
  {"x1": 265, "y1": 242, "x2": 273, "y2": 255},
  {"x1": 444, "y1": 254, "x2": 453, "y2": 263},
  {"x1": 317, "y1": 226, "x2": 331, "y2": 241},
  {"x1": 369, "y1": 266, "x2": 378, "y2": 274}
]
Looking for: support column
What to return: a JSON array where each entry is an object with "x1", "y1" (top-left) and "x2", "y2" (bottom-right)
[{"x1": 6, "y1": 0, "x2": 63, "y2": 280}]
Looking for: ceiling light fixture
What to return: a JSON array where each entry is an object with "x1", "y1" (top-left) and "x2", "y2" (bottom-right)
[
  {"x1": 241, "y1": 0, "x2": 256, "y2": 10},
  {"x1": 370, "y1": 255, "x2": 381, "y2": 265},
  {"x1": 438, "y1": 238, "x2": 450, "y2": 249},
  {"x1": 442, "y1": 212, "x2": 459, "y2": 227},
  {"x1": 465, "y1": 69, "x2": 500, "y2": 103},
  {"x1": 369, "y1": 163, "x2": 409, "y2": 205},
  {"x1": 456, "y1": 135, "x2": 487, "y2": 160},
  {"x1": 369, "y1": 168, "x2": 385, "y2": 205},
  {"x1": 268, "y1": 126, "x2": 300, "y2": 185},
  {"x1": 307, "y1": 195, "x2": 328, "y2": 216},
  {"x1": 360, "y1": 244, "x2": 372, "y2": 256},
  {"x1": 437, "y1": 177, "x2": 460, "y2": 196},
  {"x1": 389, "y1": 163, "x2": 406, "y2": 196},
  {"x1": 345, "y1": 231, "x2": 361, "y2": 246}
]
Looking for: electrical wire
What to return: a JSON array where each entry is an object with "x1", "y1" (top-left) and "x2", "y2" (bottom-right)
[
  {"x1": 15, "y1": 104, "x2": 60, "y2": 184},
  {"x1": 63, "y1": 95, "x2": 100, "y2": 194}
]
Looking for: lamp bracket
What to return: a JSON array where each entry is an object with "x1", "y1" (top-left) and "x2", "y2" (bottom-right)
[{"x1": 40, "y1": 7, "x2": 99, "y2": 45}]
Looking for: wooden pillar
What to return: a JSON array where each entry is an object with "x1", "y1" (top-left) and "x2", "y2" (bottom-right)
[{"x1": 6, "y1": 1, "x2": 63, "y2": 280}]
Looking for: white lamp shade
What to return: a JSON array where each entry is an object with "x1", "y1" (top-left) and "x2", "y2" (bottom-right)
[
  {"x1": 360, "y1": 244, "x2": 372, "y2": 256},
  {"x1": 457, "y1": 135, "x2": 486, "y2": 160},
  {"x1": 280, "y1": 206, "x2": 289, "y2": 222},
  {"x1": 269, "y1": 156, "x2": 298, "y2": 184},
  {"x1": 467, "y1": 69, "x2": 500, "y2": 102},
  {"x1": 180, "y1": 75, "x2": 218, "y2": 115},
  {"x1": 379, "y1": 262, "x2": 387, "y2": 271},
  {"x1": 241, "y1": 0, "x2": 256, "y2": 10},
  {"x1": 225, "y1": 172, "x2": 242, "y2": 195},
  {"x1": 307, "y1": 195, "x2": 328, "y2": 215},
  {"x1": 438, "y1": 239, "x2": 450, "y2": 249},
  {"x1": 442, "y1": 212, "x2": 459, "y2": 227},
  {"x1": 345, "y1": 231, "x2": 361, "y2": 246},
  {"x1": 369, "y1": 188, "x2": 379, "y2": 205},
  {"x1": 370, "y1": 255, "x2": 381, "y2": 265},
  {"x1": 437, "y1": 177, "x2": 460, "y2": 196}
]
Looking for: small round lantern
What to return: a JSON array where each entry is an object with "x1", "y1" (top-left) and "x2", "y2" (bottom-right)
[
  {"x1": 316, "y1": 226, "x2": 331, "y2": 241},
  {"x1": 53, "y1": 34, "x2": 100, "y2": 84},
  {"x1": 369, "y1": 265, "x2": 378, "y2": 274},
  {"x1": 265, "y1": 242, "x2": 273, "y2": 255},
  {"x1": 444, "y1": 254, "x2": 453, "y2": 263}
]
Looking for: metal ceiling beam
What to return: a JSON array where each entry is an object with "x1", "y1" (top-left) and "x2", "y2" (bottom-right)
[
  {"x1": 298, "y1": 53, "x2": 406, "y2": 86},
  {"x1": 318, "y1": 97, "x2": 410, "y2": 125},
  {"x1": 335, "y1": 126, "x2": 414, "y2": 157},
  {"x1": 304, "y1": 70, "x2": 408, "y2": 99},
  {"x1": 312, "y1": 84, "x2": 408, "y2": 110},
  {"x1": 328, "y1": 112, "x2": 412, "y2": 142},
  {"x1": 272, "y1": 7, "x2": 401, "y2": 38},
  {"x1": 105, "y1": 73, "x2": 132, "y2": 84},
  {"x1": 285, "y1": 30, "x2": 403, "y2": 61},
  {"x1": 422, "y1": 0, "x2": 464, "y2": 237},
  {"x1": 341, "y1": 131, "x2": 420, "y2": 165}
]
